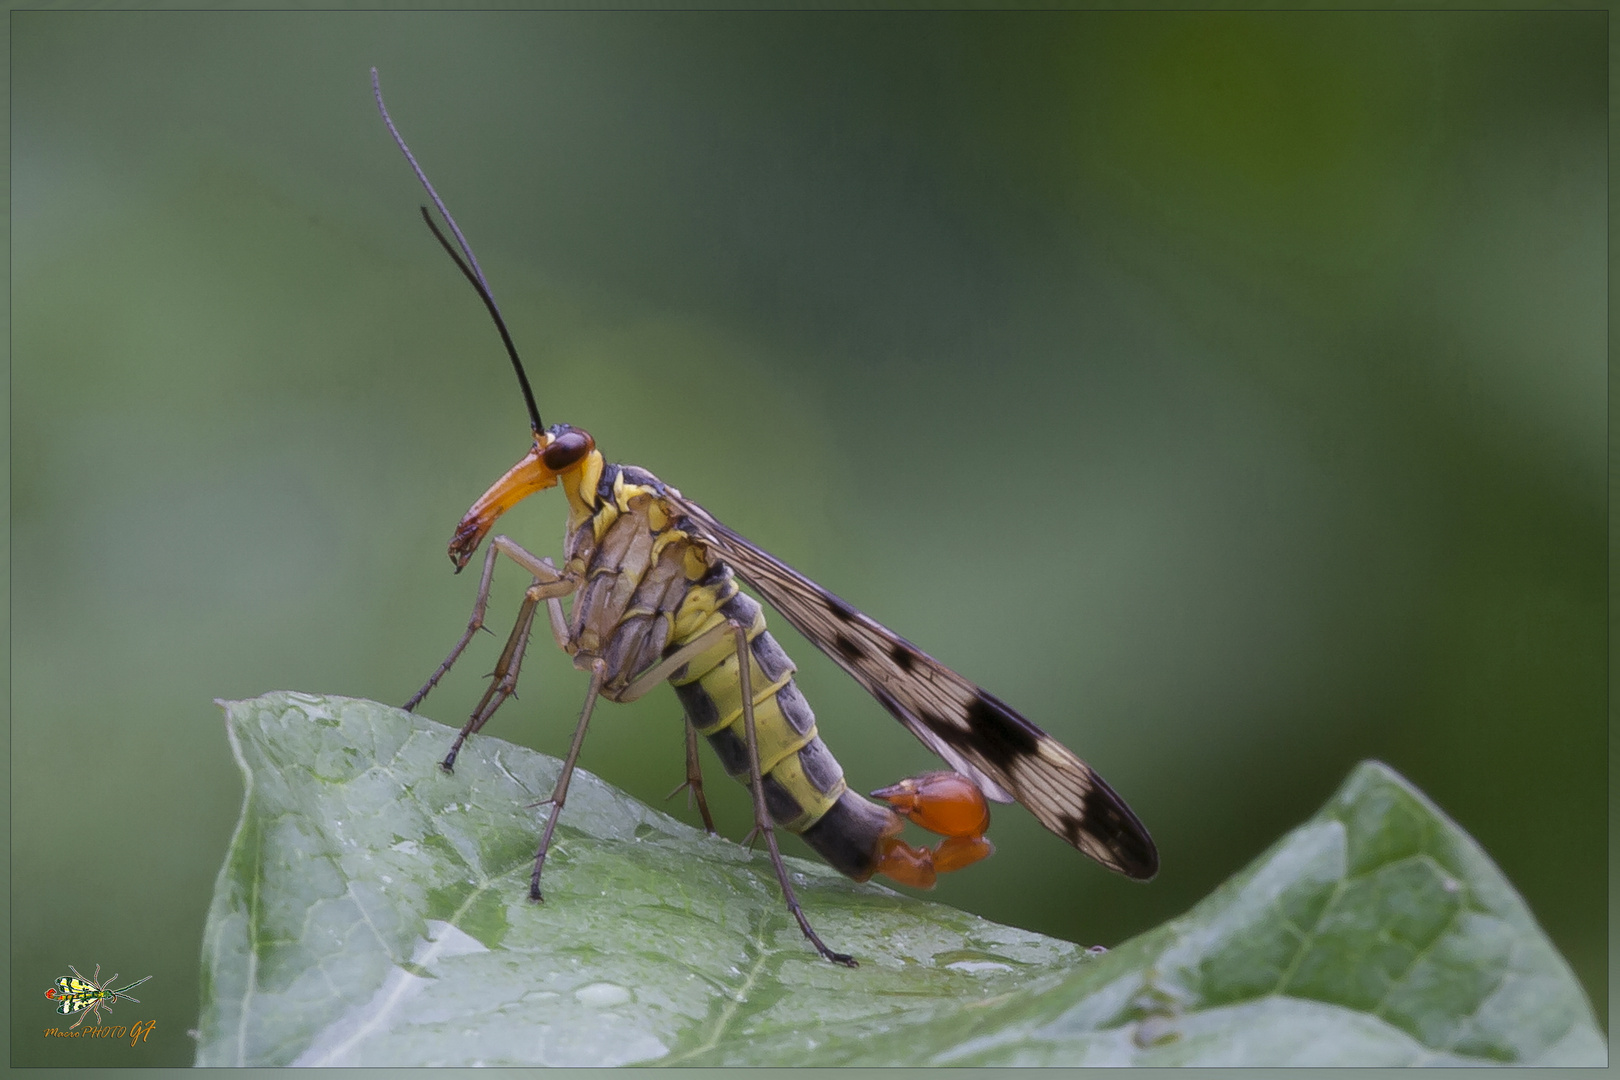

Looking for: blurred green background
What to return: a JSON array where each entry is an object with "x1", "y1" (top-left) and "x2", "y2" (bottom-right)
[{"x1": 11, "y1": 11, "x2": 1605, "y2": 1066}]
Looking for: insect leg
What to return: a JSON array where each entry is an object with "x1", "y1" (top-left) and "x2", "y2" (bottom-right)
[
  {"x1": 68, "y1": 993, "x2": 100, "y2": 1031},
  {"x1": 618, "y1": 622, "x2": 748, "y2": 834},
  {"x1": 617, "y1": 619, "x2": 852, "y2": 959},
  {"x1": 615, "y1": 619, "x2": 734, "y2": 701},
  {"x1": 666, "y1": 715, "x2": 718, "y2": 834},
  {"x1": 528, "y1": 658, "x2": 607, "y2": 901},
  {"x1": 439, "y1": 546, "x2": 576, "y2": 771},
  {"x1": 407, "y1": 536, "x2": 572, "y2": 711},
  {"x1": 407, "y1": 542, "x2": 499, "y2": 711},
  {"x1": 614, "y1": 621, "x2": 760, "y2": 837},
  {"x1": 441, "y1": 586, "x2": 539, "y2": 772},
  {"x1": 729, "y1": 620, "x2": 857, "y2": 967}
]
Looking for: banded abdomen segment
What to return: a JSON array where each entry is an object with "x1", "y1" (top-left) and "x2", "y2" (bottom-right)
[{"x1": 668, "y1": 586, "x2": 900, "y2": 881}]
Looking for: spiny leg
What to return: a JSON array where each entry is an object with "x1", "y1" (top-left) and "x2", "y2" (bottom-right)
[
  {"x1": 601, "y1": 617, "x2": 849, "y2": 959},
  {"x1": 666, "y1": 715, "x2": 718, "y2": 834},
  {"x1": 730, "y1": 620, "x2": 856, "y2": 967},
  {"x1": 529, "y1": 658, "x2": 607, "y2": 901},
  {"x1": 407, "y1": 541, "x2": 501, "y2": 711},
  {"x1": 441, "y1": 589, "x2": 539, "y2": 773},
  {"x1": 68, "y1": 998, "x2": 102, "y2": 1031},
  {"x1": 617, "y1": 619, "x2": 748, "y2": 836},
  {"x1": 616, "y1": 618, "x2": 734, "y2": 700},
  {"x1": 613, "y1": 619, "x2": 744, "y2": 842},
  {"x1": 408, "y1": 536, "x2": 573, "y2": 712}
]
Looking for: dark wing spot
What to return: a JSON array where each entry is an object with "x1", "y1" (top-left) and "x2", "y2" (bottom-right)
[
  {"x1": 889, "y1": 643, "x2": 917, "y2": 673},
  {"x1": 930, "y1": 692, "x2": 1041, "y2": 773},
  {"x1": 1059, "y1": 813, "x2": 1086, "y2": 848},
  {"x1": 1081, "y1": 779, "x2": 1159, "y2": 880},
  {"x1": 834, "y1": 633, "x2": 865, "y2": 662},
  {"x1": 826, "y1": 593, "x2": 857, "y2": 623}
]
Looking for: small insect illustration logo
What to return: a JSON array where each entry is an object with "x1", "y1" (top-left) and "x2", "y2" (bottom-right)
[{"x1": 44, "y1": 965, "x2": 152, "y2": 1029}]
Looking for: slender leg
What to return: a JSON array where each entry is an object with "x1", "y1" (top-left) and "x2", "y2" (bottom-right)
[
  {"x1": 617, "y1": 619, "x2": 734, "y2": 702},
  {"x1": 406, "y1": 542, "x2": 500, "y2": 711},
  {"x1": 529, "y1": 658, "x2": 607, "y2": 901},
  {"x1": 620, "y1": 619, "x2": 730, "y2": 836},
  {"x1": 666, "y1": 715, "x2": 718, "y2": 834},
  {"x1": 441, "y1": 591, "x2": 540, "y2": 772},
  {"x1": 730, "y1": 620, "x2": 857, "y2": 967},
  {"x1": 66, "y1": 969, "x2": 99, "y2": 1030},
  {"x1": 407, "y1": 535, "x2": 574, "y2": 712}
]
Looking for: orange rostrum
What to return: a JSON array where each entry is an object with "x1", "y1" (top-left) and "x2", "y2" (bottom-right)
[{"x1": 448, "y1": 441, "x2": 555, "y2": 568}]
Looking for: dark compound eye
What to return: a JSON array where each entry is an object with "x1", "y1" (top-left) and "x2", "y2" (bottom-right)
[{"x1": 541, "y1": 428, "x2": 595, "y2": 471}]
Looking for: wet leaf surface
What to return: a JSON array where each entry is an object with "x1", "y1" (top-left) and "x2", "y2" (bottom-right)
[{"x1": 195, "y1": 693, "x2": 1602, "y2": 1066}]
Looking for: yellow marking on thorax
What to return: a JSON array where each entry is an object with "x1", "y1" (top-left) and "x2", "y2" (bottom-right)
[
  {"x1": 562, "y1": 449, "x2": 606, "y2": 530},
  {"x1": 563, "y1": 454, "x2": 840, "y2": 829},
  {"x1": 566, "y1": 454, "x2": 700, "y2": 579}
]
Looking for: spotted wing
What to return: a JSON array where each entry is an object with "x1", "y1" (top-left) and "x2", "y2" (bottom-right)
[
  {"x1": 669, "y1": 494, "x2": 1158, "y2": 880},
  {"x1": 51, "y1": 976, "x2": 100, "y2": 1012}
]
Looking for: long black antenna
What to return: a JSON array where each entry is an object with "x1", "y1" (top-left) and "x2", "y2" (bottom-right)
[{"x1": 372, "y1": 67, "x2": 545, "y2": 435}]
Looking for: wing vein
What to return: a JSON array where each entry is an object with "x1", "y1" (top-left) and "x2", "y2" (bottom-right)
[{"x1": 665, "y1": 492, "x2": 1158, "y2": 880}]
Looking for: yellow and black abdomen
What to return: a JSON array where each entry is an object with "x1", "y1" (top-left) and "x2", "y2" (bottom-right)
[
  {"x1": 668, "y1": 575, "x2": 899, "y2": 882},
  {"x1": 563, "y1": 461, "x2": 901, "y2": 882}
]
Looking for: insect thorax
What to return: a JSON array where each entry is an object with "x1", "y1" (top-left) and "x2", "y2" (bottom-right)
[
  {"x1": 561, "y1": 462, "x2": 721, "y2": 699},
  {"x1": 561, "y1": 461, "x2": 901, "y2": 878}
]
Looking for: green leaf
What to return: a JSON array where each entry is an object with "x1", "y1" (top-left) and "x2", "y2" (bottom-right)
[{"x1": 196, "y1": 693, "x2": 1602, "y2": 1066}]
